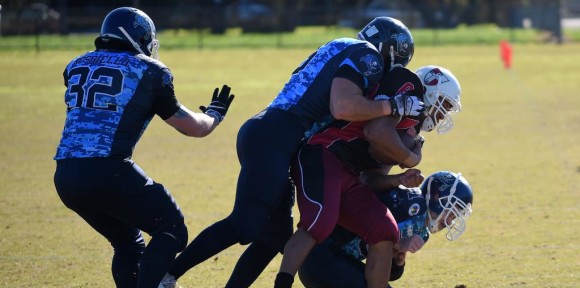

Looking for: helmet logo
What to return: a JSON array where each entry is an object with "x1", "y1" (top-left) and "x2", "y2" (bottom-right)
[
  {"x1": 391, "y1": 33, "x2": 412, "y2": 57},
  {"x1": 134, "y1": 15, "x2": 152, "y2": 40},
  {"x1": 360, "y1": 54, "x2": 383, "y2": 76},
  {"x1": 408, "y1": 203, "x2": 421, "y2": 216},
  {"x1": 423, "y1": 68, "x2": 449, "y2": 86},
  {"x1": 436, "y1": 173, "x2": 456, "y2": 193}
]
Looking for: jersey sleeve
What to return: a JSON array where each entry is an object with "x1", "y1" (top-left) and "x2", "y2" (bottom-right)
[
  {"x1": 338, "y1": 46, "x2": 384, "y2": 91},
  {"x1": 152, "y1": 67, "x2": 180, "y2": 120},
  {"x1": 334, "y1": 65, "x2": 365, "y2": 91}
]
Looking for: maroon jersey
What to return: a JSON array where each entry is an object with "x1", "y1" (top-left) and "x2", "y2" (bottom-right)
[{"x1": 307, "y1": 66, "x2": 425, "y2": 173}]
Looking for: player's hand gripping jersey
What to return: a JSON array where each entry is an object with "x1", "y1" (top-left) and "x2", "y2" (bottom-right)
[
  {"x1": 55, "y1": 51, "x2": 179, "y2": 159},
  {"x1": 306, "y1": 66, "x2": 426, "y2": 173}
]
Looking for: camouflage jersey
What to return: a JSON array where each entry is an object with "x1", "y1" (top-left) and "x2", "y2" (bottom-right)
[
  {"x1": 54, "y1": 50, "x2": 179, "y2": 160},
  {"x1": 268, "y1": 37, "x2": 384, "y2": 134},
  {"x1": 326, "y1": 186, "x2": 430, "y2": 261}
]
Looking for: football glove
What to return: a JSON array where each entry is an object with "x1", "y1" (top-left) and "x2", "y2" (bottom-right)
[
  {"x1": 200, "y1": 85, "x2": 235, "y2": 123},
  {"x1": 388, "y1": 94, "x2": 424, "y2": 117}
]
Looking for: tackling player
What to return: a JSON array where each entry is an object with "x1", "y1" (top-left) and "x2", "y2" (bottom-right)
[
  {"x1": 160, "y1": 17, "x2": 422, "y2": 288},
  {"x1": 275, "y1": 65, "x2": 463, "y2": 288},
  {"x1": 53, "y1": 7, "x2": 234, "y2": 287}
]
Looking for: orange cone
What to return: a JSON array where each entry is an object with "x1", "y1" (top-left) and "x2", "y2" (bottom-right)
[{"x1": 500, "y1": 40, "x2": 512, "y2": 69}]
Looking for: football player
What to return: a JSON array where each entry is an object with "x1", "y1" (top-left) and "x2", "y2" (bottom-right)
[
  {"x1": 161, "y1": 17, "x2": 422, "y2": 288},
  {"x1": 297, "y1": 171, "x2": 474, "y2": 288},
  {"x1": 275, "y1": 65, "x2": 462, "y2": 288},
  {"x1": 53, "y1": 7, "x2": 234, "y2": 287}
]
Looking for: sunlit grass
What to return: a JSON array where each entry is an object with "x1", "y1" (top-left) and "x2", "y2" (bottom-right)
[{"x1": 0, "y1": 43, "x2": 578, "y2": 287}]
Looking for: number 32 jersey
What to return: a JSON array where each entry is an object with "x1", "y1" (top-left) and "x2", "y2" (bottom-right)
[{"x1": 54, "y1": 50, "x2": 180, "y2": 160}]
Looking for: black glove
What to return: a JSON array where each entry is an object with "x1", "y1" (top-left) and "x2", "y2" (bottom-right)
[
  {"x1": 200, "y1": 84, "x2": 235, "y2": 123},
  {"x1": 388, "y1": 94, "x2": 424, "y2": 117}
]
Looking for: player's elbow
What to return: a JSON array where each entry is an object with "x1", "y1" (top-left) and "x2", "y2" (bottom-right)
[
  {"x1": 182, "y1": 127, "x2": 213, "y2": 138},
  {"x1": 165, "y1": 114, "x2": 216, "y2": 138},
  {"x1": 330, "y1": 102, "x2": 350, "y2": 120}
]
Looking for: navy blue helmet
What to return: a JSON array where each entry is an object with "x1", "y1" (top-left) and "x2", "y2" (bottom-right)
[
  {"x1": 421, "y1": 171, "x2": 473, "y2": 240},
  {"x1": 100, "y1": 7, "x2": 159, "y2": 59},
  {"x1": 357, "y1": 17, "x2": 414, "y2": 71}
]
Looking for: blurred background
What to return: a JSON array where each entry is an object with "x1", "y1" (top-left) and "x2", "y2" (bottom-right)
[{"x1": 0, "y1": 0, "x2": 578, "y2": 48}]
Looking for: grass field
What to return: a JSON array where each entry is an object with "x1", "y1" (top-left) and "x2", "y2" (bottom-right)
[
  {"x1": 2, "y1": 25, "x2": 580, "y2": 51},
  {"x1": 0, "y1": 42, "x2": 579, "y2": 287}
]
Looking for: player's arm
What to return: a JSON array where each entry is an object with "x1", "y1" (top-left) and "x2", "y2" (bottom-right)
[
  {"x1": 164, "y1": 105, "x2": 219, "y2": 137},
  {"x1": 162, "y1": 85, "x2": 235, "y2": 138},
  {"x1": 330, "y1": 65, "x2": 423, "y2": 122},
  {"x1": 389, "y1": 250, "x2": 407, "y2": 281},
  {"x1": 361, "y1": 168, "x2": 423, "y2": 190},
  {"x1": 394, "y1": 234, "x2": 425, "y2": 253},
  {"x1": 330, "y1": 76, "x2": 391, "y2": 121},
  {"x1": 364, "y1": 116, "x2": 422, "y2": 168}
]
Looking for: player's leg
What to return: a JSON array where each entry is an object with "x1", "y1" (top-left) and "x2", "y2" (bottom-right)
[
  {"x1": 168, "y1": 109, "x2": 305, "y2": 281},
  {"x1": 54, "y1": 158, "x2": 146, "y2": 287},
  {"x1": 228, "y1": 110, "x2": 304, "y2": 244},
  {"x1": 225, "y1": 182, "x2": 295, "y2": 288},
  {"x1": 98, "y1": 159, "x2": 188, "y2": 288},
  {"x1": 276, "y1": 146, "x2": 347, "y2": 288},
  {"x1": 338, "y1": 183, "x2": 398, "y2": 288},
  {"x1": 225, "y1": 239, "x2": 279, "y2": 288},
  {"x1": 298, "y1": 242, "x2": 366, "y2": 288},
  {"x1": 365, "y1": 241, "x2": 393, "y2": 288},
  {"x1": 68, "y1": 208, "x2": 146, "y2": 287}
]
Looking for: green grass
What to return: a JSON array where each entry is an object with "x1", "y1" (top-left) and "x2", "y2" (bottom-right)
[
  {"x1": 0, "y1": 43, "x2": 579, "y2": 287},
  {"x1": 1, "y1": 24, "x2": 579, "y2": 51}
]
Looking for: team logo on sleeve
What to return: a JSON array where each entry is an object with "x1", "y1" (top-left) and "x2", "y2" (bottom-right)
[
  {"x1": 360, "y1": 54, "x2": 383, "y2": 76},
  {"x1": 423, "y1": 68, "x2": 450, "y2": 86},
  {"x1": 162, "y1": 73, "x2": 174, "y2": 89}
]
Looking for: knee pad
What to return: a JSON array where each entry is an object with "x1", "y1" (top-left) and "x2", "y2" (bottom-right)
[{"x1": 155, "y1": 221, "x2": 188, "y2": 252}]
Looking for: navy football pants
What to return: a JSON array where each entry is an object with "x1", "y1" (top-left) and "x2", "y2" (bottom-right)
[
  {"x1": 54, "y1": 157, "x2": 187, "y2": 288},
  {"x1": 168, "y1": 108, "x2": 304, "y2": 283},
  {"x1": 229, "y1": 108, "x2": 305, "y2": 245}
]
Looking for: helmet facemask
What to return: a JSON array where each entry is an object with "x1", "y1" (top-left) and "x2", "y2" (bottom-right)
[
  {"x1": 421, "y1": 74, "x2": 461, "y2": 134},
  {"x1": 149, "y1": 37, "x2": 160, "y2": 60},
  {"x1": 422, "y1": 92, "x2": 460, "y2": 134},
  {"x1": 425, "y1": 173, "x2": 473, "y2": 241},
  {"x1": 117, "y1": 26, "x2": 159, "y2": 60}
]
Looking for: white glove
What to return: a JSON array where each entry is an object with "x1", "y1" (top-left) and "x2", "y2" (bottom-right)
[{"x1": 389, "y1": 94, "x2": 424, "y2": 117}]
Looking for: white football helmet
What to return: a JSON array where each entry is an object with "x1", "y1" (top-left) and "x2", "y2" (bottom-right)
[{"x1": 415, "y1": 65, "x2": 461, "y2": 134}]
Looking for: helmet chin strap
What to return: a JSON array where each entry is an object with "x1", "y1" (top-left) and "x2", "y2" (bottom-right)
[
  {"x1": 389, "y1": 46, "x2": 395, "y2": 71},
  {"x1": 118, "y1": 26, "x2": 146, "y2": 55}
]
